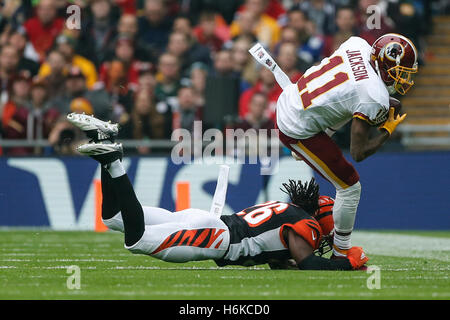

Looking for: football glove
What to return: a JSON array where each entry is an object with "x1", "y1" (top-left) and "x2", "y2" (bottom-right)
[
  {"x1": 346, "y1": 246, "x2": 369, "y2": 270},
  {"x1": 380, "y1": 107, "x2": 407, "y2": 135}
]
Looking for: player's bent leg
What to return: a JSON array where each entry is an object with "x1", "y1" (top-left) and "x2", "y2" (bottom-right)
[
  {"x1": 278, "y1": 130, "x2": 361, "y2": 256},
  {"x1": 102, "y1": 206, "x2": 197, "y2": 233},
  {"x1": 333, "y1": 181, "x2": 361, "y2": 255},
  {"x1": 125, "y1": 211, "x2": 230, "y2": 263},
  {"x1": 77, "y1": 142, "x2": 145, "y2": 247},
  {"x1": 101, "y1": 166, "x2": 121, "y2": 220}
]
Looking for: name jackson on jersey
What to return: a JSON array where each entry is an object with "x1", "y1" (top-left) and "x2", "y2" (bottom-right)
[{"x1": 276, "y1": 36, "x2": 390, "y2": 140}]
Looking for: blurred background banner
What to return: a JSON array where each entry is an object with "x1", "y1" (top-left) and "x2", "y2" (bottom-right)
[{"x1": 0, "y1": 152, "x2": 448, "y2": 230}]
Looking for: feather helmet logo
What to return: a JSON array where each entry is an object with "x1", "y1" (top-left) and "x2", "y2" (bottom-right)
[{"x1": 384, "y1": 42, "x2": 405, "y2": 62}]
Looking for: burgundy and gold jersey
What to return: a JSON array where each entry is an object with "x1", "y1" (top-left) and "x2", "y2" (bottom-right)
[
  {"x1": 215, "y1": 201, "x2": 323, "y2": 267},
  {"x1": 276, "y1": 36, "x2": 390, "y2": 140}
]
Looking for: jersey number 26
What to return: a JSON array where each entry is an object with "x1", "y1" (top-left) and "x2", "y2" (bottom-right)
[{"x1": 237, "y1": 201, "x2": 289, "y2": 227}]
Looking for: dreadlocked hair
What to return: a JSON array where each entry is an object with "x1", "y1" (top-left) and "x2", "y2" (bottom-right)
[{"x1": 280, "y1": 178, "x2": 320, "y2": 216}]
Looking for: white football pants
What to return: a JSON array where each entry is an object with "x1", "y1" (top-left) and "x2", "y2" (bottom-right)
[{"x1": 103, "y1": 207, "x2": 230, "y2": 263}]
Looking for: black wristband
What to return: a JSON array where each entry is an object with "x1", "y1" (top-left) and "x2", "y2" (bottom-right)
[{"x1": 298, "y1": 254, "x2": 353, "y2": 271}]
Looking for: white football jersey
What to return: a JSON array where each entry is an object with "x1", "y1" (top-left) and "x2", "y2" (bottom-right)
[{"x1": 276, "y1": 36, "x2": 390, "y2": 139}]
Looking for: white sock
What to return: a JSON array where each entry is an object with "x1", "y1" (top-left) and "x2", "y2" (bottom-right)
[
  {"x1": 332, "y1": 182, "x2": 361, "y2": 256},
  {"x1": 106, "y1": 159, "x2": 125, "y2": 178},
  {"x1": 333, "y1": 232, "x2": 352, "y2": 257}
]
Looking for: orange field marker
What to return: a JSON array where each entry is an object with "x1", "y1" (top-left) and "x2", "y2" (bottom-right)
[
  {"x1": 176, "y1": 181, "x2": 190, "y2": 211},
  {"x1": 94, "y1": 179, "x2": 108, "y2": 232}
]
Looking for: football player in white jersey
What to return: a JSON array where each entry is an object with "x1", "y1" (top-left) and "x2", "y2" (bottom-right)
[
  {"x1": 249, "y1": 33, "x2": 418, "y2": 258},
  {"x1": 66, "y1": 113, "x2": 369, "y2": 271}
]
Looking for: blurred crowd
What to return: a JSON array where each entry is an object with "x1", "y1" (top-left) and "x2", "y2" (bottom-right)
[{"x1": 0, "y1": 0, "x2": 441, "y2": 155}]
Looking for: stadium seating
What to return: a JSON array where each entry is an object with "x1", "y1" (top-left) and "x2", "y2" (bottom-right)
[{"x1": 400, "y1": 15, "x2": 450, "y2": 150}]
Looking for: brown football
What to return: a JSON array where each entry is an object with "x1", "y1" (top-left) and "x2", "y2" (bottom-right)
[{"x1": 389, "y1": 97, "x2": 402, "y2": 117}]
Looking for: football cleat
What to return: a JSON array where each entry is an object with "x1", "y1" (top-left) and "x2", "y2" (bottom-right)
[
  {"x1": 77, "y1": 142, "x2": 123, "y2": 166},
  {"x1": 67, "y1": 113, "x2": 119, "y2": 143}
]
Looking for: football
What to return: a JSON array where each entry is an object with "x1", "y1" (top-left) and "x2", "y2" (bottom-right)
[{"x1": 389, "y1": 96, "x2": 403, "y2": 117}]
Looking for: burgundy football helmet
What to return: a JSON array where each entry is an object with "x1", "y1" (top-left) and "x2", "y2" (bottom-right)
[{"x1": 370, "y1": 33, "x2": 418, "y2": 95}]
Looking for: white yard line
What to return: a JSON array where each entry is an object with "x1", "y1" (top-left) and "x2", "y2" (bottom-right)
[{"x1": 352, "y1": 231, "x2": 450, "y2": 262}]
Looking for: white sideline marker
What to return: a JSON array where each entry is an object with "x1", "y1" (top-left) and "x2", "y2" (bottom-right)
[{"x1": 209, "y1": 165, "x2": 230, "y2": 217}]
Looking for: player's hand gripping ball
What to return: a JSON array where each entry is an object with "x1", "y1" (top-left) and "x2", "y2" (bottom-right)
[
  {"x1": 379, "y1": 97, "x2": 407, "y2": 135},
  {"x1": 389, "y1": 97, "x2": 402, "y2": 117}
]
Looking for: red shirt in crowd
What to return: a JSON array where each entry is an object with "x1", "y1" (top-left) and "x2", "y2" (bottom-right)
[
  {"x1": 24, "y1": 17, "x2": 64, "y2": 62},
  {"x1": 239, "y1": 71, "x2": 302, "y2": 122}
]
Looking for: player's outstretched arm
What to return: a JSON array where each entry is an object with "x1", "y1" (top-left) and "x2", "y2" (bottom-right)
[
  {"x1": 287, "y1": 229, "x2": 366, "y2": 271},
  {"x1": 350, "y1": 107, "x2": 407, "y2": 162},
  {"x1": 350, "y1": 117, "x2": 390, "y2": 162}
]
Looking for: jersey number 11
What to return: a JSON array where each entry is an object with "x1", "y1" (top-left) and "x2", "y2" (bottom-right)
[{"x1": 297, "y1": 56, "x2": 349, "y2": 109}]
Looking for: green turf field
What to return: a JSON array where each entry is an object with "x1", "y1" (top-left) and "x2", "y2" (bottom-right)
[{"x1": 0, "y1": 230, "x2": 449, "y2": 299}]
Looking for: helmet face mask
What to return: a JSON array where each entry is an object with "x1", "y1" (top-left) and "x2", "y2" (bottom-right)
[{"x1": 388, "y1": 64, "x2": 418, "y2": 95}]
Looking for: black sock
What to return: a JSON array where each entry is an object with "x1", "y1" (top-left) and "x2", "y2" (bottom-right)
[
  {"x1": 109, "y1": 174, "x2": 145, "y2": 246},
  {"x1": 101, "y1": 167, "x2": 120, "y2": 220}
]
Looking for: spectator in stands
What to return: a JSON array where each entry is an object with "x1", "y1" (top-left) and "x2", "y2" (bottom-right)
[
  {"x1": 212, "y1": 50, "x2": 236, "y2": 77},
  {"x1": 52, "y1": 66, "x2": 111, "y2": 120},
  {"x1": 79, "y1": 0, "x2": 118, "y2": 67},
  {"x1": 286, "y1": 8, "x2": 324, "y2": 67},
  {"x1": 40, "y1": 50, "x2": 67, "y2": 100},
  {"x1": 99, "y1": 36, "x2": 140, "y2": 93},
  {"x1": 48, "y1": 98, "x2": 92, "y2": 155},
  {"x1": 234, "y1": 92, "x2": 275, "y2": 157},
  {"x1": 230, "y1": 0, "x2": 281, "y2": 50},
  {"x1": 188, "y1": 62, "x2": 208, "y2": 111},
  {"x1": 38, "y1": 34, "x2": 98, "y2": 89},
  {"x1": 113, "y1": 13, "x2": 156, "y2": 63},
  {"x1": 23, "y1": 0, "x2": 64, "y2": 62},
  {"x1": 193, "y1": 11, "x2": 226, "y2": 54},
  {"x1": 0, "y1": 0, "x2": 24, "y2": 34},
  {"x1": 119, "y1": 89, "x2": 165, "y2": 154},
  {"x1": 26, "y1": 78, "x2": 60, "y2": 153},
  {"x1": 166, "y1": 31, "x2": 212, "y2": 76},
  {"x1": 138, "y1": 0, "x2": 173, "y2": 56},
  {"x1": 229, "y1": 10, "x2": 258, "y2": 43},
  {"x1": 154, "y1": 52, "x2": 181, "y2": 138},
  {"x1": 231, "y1": 35, "x2": 258, "y2": 89},
  {"x1": 292, "y1": 0, "x2": 335, "y2": 35},
  {"x1": 137, "y1": 63, "x2": 157, "y2": 92},
  {"x1": 172, "y1": 16, "x2": 193, "y2": 37},
  {"x1": 0, "y1": 45, "x2": 20, "y2": 108},
  {"x1": 154, "y1": 52, "x2": 181, "y2": 103},
  {"x1": 1, "y1": 71, "x2": 32, "y2": 155},
  {"x1": 355, "y1": 0, "x2": 393, "y2": 45},
  {"x1": 235, "y1": 92, "x2": 275, "y2": 131},
  {"x1": 322, "y1": 6, "x2": 358, "y2": 58},
  {"x1": 118, "y1": 13, "x2": 139, "y2": 39},
  {"x1": 239, "y1": 67, "x2": 280, "y2": 122},
  {"x1": 275, "y1": 42, "x2": 303, "y2": 82},
  {"x1": 173, "y1": 86, "x2": 201, "y2": 132},
  {"x1": 8, "y1": 29, "x2": 40, "y2": 77},
  {"x1": 185, "y1": 0, "x2": 241, "y2": 25}
]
